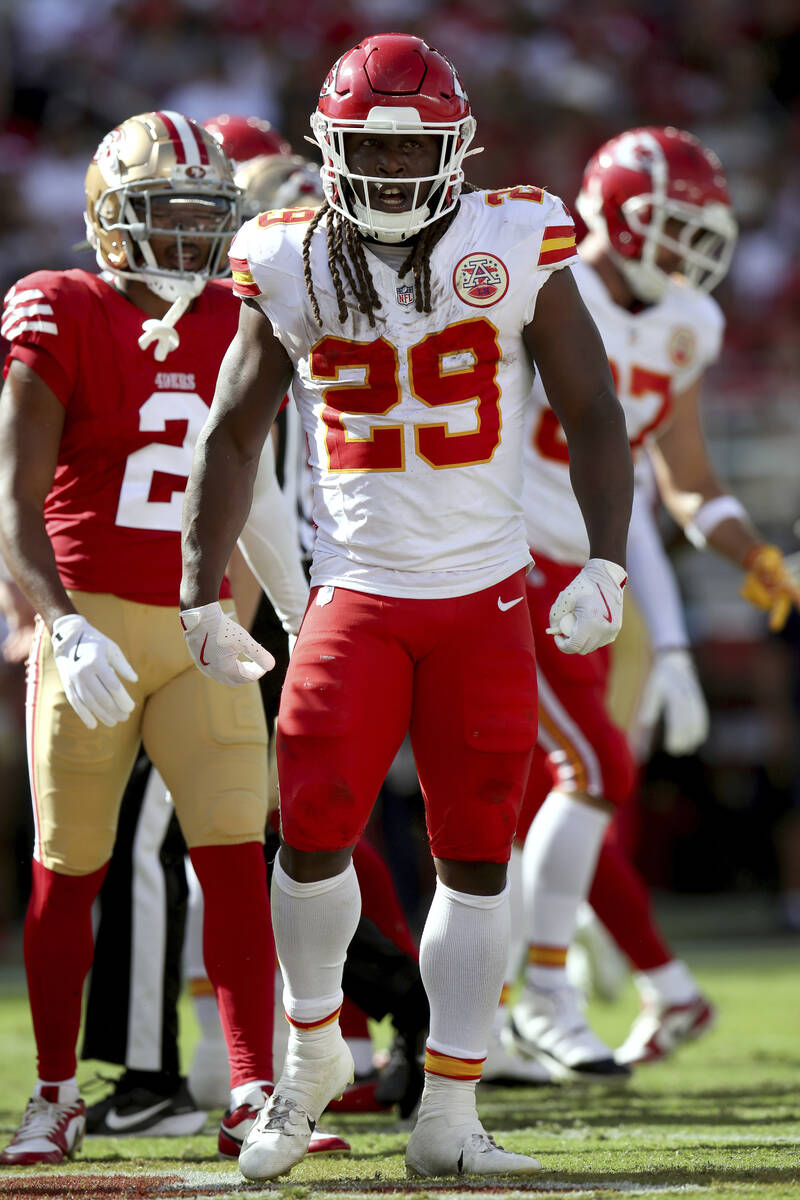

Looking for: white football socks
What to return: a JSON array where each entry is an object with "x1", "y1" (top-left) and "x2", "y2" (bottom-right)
[
  {"x1": 271, "y1": 854, "x2": 361, "y2": 1026},
  {"x1": 419, "y1": 878, "x2": 509, "y2": 1060},
  {"x1": 635, "y1": 959, "x2": 700, "y2": 1006},
  {"x1": 35, "y1": 1078, "x2": 80, "y2": 1103},
  {"x1": 522, "y1": 791, "x2": 610, "y2": 988}
]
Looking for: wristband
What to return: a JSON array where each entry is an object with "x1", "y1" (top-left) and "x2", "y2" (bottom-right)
[{"x1": 685, "y1": 495, "x2": 748, "y2": 549}]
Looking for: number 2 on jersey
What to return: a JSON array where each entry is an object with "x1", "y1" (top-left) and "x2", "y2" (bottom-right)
[
  {"x1": 116, "y1": 391, "x2": 209, "y2": 531},
  {"x1": 311, "y1": 317, "x2": 502, "y2": 472}
]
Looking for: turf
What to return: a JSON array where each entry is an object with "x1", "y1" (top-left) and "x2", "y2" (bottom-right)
[{"x1": 0, "y1": 941, "x2": 798, "y2": 1199}]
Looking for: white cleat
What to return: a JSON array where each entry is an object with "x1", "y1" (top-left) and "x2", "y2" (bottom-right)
[
  {"x1": 238, "y1": 1034, "x2": 353, "y2": 1181},
  {"x1": 509, "y1": 983, "x2": 631, "y2": 1084},
  {"x1": 481, "y1": 1027, "x2": 554, "y2": 1086},
  {"x1": 616, "y1": 995, "x2": 716, "y2": 1066},
  {"x1": 0, "y1": 1094, "x2": 86, "y2": 1165},
  {"x1": 406, "y1": 1108, "x2": 541, "y2": 1178}
]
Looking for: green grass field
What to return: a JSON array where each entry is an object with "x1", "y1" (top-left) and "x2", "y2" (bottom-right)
[{"x1": 0, "y1": 941, "x2": 798, "y2": 1199}]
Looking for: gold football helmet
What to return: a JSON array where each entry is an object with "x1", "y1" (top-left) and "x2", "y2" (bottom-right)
[
  {"x1": 235, "y1": 154, "x2": 324, "y2": 219},
  {"x1": 85, "y1": 110, "x2": 241, "y2": 302}
]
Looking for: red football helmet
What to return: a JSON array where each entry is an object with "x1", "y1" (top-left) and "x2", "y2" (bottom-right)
[
  {"x1": 202, "y1": 114, "x2": 292, "y2": 167},
  {"x1": 309, "y1": 33, "x2": 477, "y2": 243},
  {"x1": 576, "y1": 126, "x2": 738, "y2": 302}
]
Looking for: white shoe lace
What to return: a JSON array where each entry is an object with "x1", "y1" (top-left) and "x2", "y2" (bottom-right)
[
  {"x1": 259, "y1": 1094, "x2": 308, "y2": 1135},
  {"x1": 15, "y1": 1098, "x2": 70, "y2": 1140},
  {"x1": 470, "y1": 1131, "x2": 503, "y2": 1154}
]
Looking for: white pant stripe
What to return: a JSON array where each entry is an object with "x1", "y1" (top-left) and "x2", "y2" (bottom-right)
[{"x1": 536, "y1": 665, "x2": 604, "y2": 795}]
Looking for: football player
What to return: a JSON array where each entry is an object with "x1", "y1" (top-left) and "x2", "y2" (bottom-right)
[
  {"x1": 508, "y1": 127, "x2": 800, "y2": 1076},
  {"x1": 0, "y1": 110, "x2": 305, "y2": 1166},
  {"x1": 200, "y1": 111, "x2": 435, "y2": 1117},
  {"x1": 179, "y1": 33, "x2": 633, "y2": 1181}
]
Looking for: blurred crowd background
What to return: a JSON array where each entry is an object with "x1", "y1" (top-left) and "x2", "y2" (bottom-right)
[{"x1": 0, "y1": 0, "x2": 799, "y2": 945}]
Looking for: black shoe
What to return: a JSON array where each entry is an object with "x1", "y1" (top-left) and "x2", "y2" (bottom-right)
[
  {"x1": 85, "y1": 1076, "x2": 207, "y2": 1136},
  {"x1": 375, "y1": 1032, "x2": 424, "y2": 1118}
]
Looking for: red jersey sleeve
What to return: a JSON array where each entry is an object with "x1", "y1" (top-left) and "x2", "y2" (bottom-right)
[{"x1": 2, "y1": 271, "x2": 82, "y2": 406}]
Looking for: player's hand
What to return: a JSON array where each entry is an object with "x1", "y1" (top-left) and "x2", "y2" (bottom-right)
[
  {"x1": 740, "y1": 544, "x2": 800, "y2": 632},
  {"x1": 51, "y1": 613, "x2": 138, "y2": 730},
  {"x1": 180, "y1": 601, "x2": 275, "y2": 687},
  {"x1": 546, "y1": 558, "x2": 627, "y2": 655},
  {"x1": 636, "y1": 648, "x2": 709, "y2": 756}
]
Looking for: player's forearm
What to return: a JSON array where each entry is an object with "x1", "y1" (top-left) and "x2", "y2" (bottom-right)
[
  {"x1": 659, "y1": 475, "x2": 761, "y2": 567},
  {"x1": 180, "y1": 421, "x2": 261, "y2": 609},
  {"x1": 567, "y1": 393, "x2": 633, "y2": 567},
  {"x1": 626, "y1": 486, "x2": 689, "y2": 651},
  {"x1": 0, "y1": 499, "x2": 75, "y2": 629},
  {"x1": 703, "y1": 519, "x2": 760, "y2": 567}
]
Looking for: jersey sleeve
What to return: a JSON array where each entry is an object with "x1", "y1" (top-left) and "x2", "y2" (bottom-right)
[
  {"x1": 536, "y1": 193, "x2": 579, "y2": 271},
  {"x1": 228, "y1": 212, "x2": 314, "y2": 361},
  {"x1": 229, "y1": 220, "x2": 263, "y2": 299},
  {"x1": 2, "y1": 272, "x2": 81, "y2": 406},
  {"x1": 518, "y1": 191, "x2": 579, "y2": 326}
]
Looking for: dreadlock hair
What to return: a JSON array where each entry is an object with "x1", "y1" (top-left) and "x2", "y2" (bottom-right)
[{"x1": 302, "y1": 183, "x2": 479, "y2": 329}]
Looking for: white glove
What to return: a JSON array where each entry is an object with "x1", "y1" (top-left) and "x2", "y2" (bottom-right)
[
  {"x1": 635, "y1": 648, "x2": 709, "y2": 757},
  {"x1": 180, "y1": 601, "x2": 275, "y2": 687},
  {"x1": 546, "y1": 558, "x2": 628, "y2": 655},
  {"x1": 51, "y1": 613, "x2": 138, "y2": 730}
]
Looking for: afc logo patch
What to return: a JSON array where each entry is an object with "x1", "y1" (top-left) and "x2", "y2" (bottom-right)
[
  {"x1": 396, "y1": 283, "x2": 415, "y2": 307},
  {"x1": 452, "y1": 252, "x2": 509, "y2": 307},
  {"x1": 668, "y1": 327, "x2": 696, "y2": 368}
]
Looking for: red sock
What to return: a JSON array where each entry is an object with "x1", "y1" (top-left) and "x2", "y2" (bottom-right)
[
  {"x1": 589, "y1": 835, "x2": 672, "y2": 971},
  {"x1": 189, "y1": 843, "x2": 274, "y2": 1089},
  {"x1": 24, "y1": 858, "x2": 108, "y2": 1081},
  {"x1": 353, "y1": 837, "x2": 418, "y2": 959}
]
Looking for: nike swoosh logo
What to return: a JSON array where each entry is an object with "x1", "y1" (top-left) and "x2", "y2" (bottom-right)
[
  {"x1": 104, "y1": 1098, "x2": 172, "y2": 1131},
  {"x1": 72, "y1": 634, "x2": 84, "y2": 661},
  {"x1": 200, "y1": 633, "x2": 210, "y2": 665},
  {"x1": 498, "y1": 596, "x2": 523, "y2": 612},
  {"x1": 596, "y1": 585, "x2": 613, "y2": 623}
]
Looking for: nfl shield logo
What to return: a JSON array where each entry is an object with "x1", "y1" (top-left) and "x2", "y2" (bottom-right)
[{"x1": 396, "y1": 283, "x2": 415, "y2": 306}]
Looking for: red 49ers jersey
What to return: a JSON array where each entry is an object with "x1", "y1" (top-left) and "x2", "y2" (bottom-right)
[
  {"x1": 523, "y1": 256, "x2": 724, "y2": 563},
  {"x1": 230, "y1": 187, "x2": 579, "y2": 599},
  {"x1": 2, "y1": 270, "x2": 238, "y2": 605}
]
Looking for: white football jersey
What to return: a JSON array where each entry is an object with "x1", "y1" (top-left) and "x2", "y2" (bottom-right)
[
  {"x1": 523, "y1": 256, "x2": 725, "y2": 564},
  {"x1": 230, "y1": 187, "x2": 578, "y2": 597}
]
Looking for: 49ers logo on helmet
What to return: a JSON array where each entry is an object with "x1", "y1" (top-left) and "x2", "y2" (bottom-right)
[
  {"x1": 93, "y1": 127, "x2": 123, "y2": 178},
  {"x1": 453, "y1": 252, "x2": 509, "y2": 307}
]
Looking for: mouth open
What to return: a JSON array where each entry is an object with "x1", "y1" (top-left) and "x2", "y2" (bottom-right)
[
  {"x1": 369, "y1": 183, "x2": 413, "y2": 212},
  {"x1": 165, "y1": 242, "x2": 207, "y2": 271}
]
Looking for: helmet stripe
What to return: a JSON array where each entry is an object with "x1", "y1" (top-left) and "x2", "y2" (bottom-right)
[
  {"x1": 157, "y1": 110, "x2": 206, "y2": 166},
  {"x1": 187, "y1": 119, "x2": 210, "y2": 165},
  {"x1": 155, "y1": 111, "x2": 186, "y2": 163}
]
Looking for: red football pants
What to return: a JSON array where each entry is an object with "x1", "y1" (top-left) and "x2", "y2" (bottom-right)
[{"x1": 277, "y1": 573, "x2": 537, "y2": 863}]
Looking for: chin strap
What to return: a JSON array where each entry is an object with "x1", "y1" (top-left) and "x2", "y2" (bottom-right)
[{"x1": 138, "y1": 293, "x2": 194, "y2": 361}]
